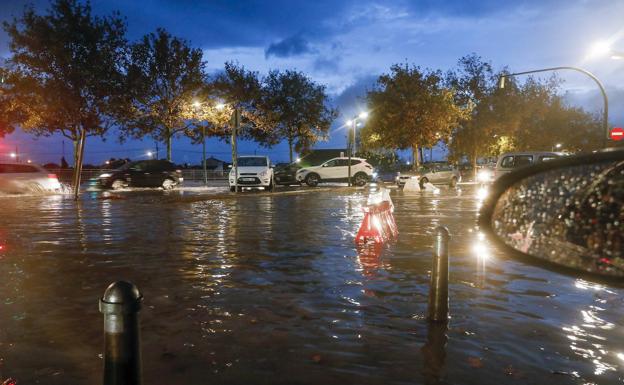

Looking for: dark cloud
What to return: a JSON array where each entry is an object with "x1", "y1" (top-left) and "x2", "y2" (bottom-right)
[{"x1": 265, "y1": 35, "x2": 314, "y2": 58}]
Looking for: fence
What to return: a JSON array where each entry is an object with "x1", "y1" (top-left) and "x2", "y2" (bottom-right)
[{"x1": 48, "y1": 169, "x2": 228, "y2": 184}]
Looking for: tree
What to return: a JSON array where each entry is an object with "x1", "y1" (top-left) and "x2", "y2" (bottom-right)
[
  {"x1": 2, "y1": 0, "x2": 127, "y2": 197},
  {"x1": 121, "y1": 28, "x2": 205, "y2": 161},
  {"x1": 211, "y1": 62, "x2": 277, "y2": 145},
  {"x1": 445, "y1": 54, "x2": 503, "y2": 169},
  {"x1": 262, "y1": 69, "x2": 337, "y2": 163},
  {"x1": 361, "y1": 63, "x2": 465, "y2": 168}
]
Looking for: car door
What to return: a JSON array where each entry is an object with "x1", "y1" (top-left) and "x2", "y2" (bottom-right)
[
  {"x1": 319, "y1": 159, "x2": 339, "y2": 180},
  {"x1": 436, "y1": 164, "x2": 452, "y2": 184},
  {"x1": 127, "y1": 161, "x2": 150, "y2": 187}
]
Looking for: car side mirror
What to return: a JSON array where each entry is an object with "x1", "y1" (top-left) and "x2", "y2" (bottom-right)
[{"x1": 479, "y1": 149, "x2": 624, "y2": 282}]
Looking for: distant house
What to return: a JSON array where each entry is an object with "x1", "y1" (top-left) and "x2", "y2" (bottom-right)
[
  {"x1": 300, "y1": 149, "x2": 347, "y2": 167},
  {"x1": 204, "y1": 156, "x2": 226, "y2": 170}
]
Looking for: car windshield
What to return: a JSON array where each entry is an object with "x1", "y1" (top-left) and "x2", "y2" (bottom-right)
[{"x1": 237, "y1": 157, "x2": 267, "y2": 167}]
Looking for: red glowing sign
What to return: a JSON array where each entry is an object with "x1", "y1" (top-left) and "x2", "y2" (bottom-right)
[{"x1": 610, "y1": 127, "x2": 624, "y2": 141}]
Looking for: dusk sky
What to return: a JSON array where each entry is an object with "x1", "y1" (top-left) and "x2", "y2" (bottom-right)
[{"x1": 1, "y1": 0, "x2": 623, "y2": 165}]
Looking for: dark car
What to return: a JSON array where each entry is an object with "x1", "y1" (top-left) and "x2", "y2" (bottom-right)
[
  {"x1": 97, "y1": 160, "x2": 183, "y2": 190},
  {"x1": 274, "y1": 163, "x2": 301, "y2": 186}
]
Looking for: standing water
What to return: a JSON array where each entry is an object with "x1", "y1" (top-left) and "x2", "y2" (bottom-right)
[{"x1": 0, "y1": 185, "x2": 621, "y2": 384}]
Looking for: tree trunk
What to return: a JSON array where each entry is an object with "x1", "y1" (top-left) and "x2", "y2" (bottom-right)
[
  {"x1": 288, "y1": 137, "x2": 293, "y2": 164},
  {"x1": 471, "y1": 152, "x2": 478, "y2": 180},
  {"x1": 73, "y1": 128, "x2": 86, "y2": 201},
  {"x1": 419, "y1": 148, "x2": 425, "y2": 165},
  {"x1": 412, "y1": 145, "x2": 420, "y2": 170},
  {"x1": 166, "y1": 129, "x2": 172, "y2": 161}
]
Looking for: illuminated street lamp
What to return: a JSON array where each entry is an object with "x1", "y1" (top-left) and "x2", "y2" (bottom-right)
[
  {"x1": 346, "y1": 111, "x2": 368, "y2": 187},
  {"x1": 146, "y1": 151, "x2": 153, "y2": 158},
  {"x1": 9, "y1": 152, "x2": 16, "y2": 158},
  {"x1": 499, "y1": 67, "x2": 609, "y2": 148}
]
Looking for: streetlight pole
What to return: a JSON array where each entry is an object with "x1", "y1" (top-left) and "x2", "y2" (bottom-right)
[
  {"x1": 202, "y1": 124, "x2": 207, "y2": 186},
  {"x1": 348, "y1": 119, "x2": 355, "y2": 187},
  {"x1": 498, "y1": 66, "x2": 609, "y2": 148},
  {"x1": 346, "y1": 111, "x2": 368, "y2": 187}
]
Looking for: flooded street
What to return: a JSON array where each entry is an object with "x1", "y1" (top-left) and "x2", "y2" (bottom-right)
[{"x1": 0, "y1": 185, "x2": 622, "y2": 384}]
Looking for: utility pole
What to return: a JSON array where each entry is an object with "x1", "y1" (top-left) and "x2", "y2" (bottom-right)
[
  {"x1": 231, "y1": 108, "x2": 240, "y2": 193},
  {"x1": 15, "y1": 145, "x2": 19, "y2": 163}
]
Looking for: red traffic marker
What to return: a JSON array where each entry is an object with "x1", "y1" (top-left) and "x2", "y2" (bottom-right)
[{"x1": 610, "y1": 127, "x2": 624, "y2": 141}]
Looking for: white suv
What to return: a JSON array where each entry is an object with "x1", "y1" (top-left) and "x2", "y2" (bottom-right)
[
  {"x1": 296, "y1": 157, "x2": 373, "y2": 187},
  {"x1": 229, "y1": 156, "x2": 274, "y2": 192}
]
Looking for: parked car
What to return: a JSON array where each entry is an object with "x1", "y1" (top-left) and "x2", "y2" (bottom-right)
[
  {"x1": 97, "y1": 160, "x2": 183, "y2": 190},
  {"x1": 296, "y1": 157, "x2": 373, "y2": 187},
  {"x1": 494, "y1": 151, "x2": 563, "y2": 179},
  {"x1": 396, "y1": 162, "x2": 461, "y2": 188},
  {"x1": 0, "y1": 163, "x2": 62, "y2": 193},
  {"x1": 229, "y1": 155, "x2": 274, "y2": 192},
  {"x1": 274, "y1": 163, "x2": 301, "y2": 186}
]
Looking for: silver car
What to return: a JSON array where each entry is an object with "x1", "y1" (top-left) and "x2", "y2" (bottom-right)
[
  {"x1": 0, "y1": 163, "x2": 62, "y2": 193},
  {"x1": 396, "y1": 163, "x2": 461, "y2": 188}
]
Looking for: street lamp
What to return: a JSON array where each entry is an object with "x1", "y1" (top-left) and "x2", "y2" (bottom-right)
[
  {"x1": 498, "y1": 66, "x2": 609, "y2": 148},
  {"x1": 146, "y1": 151, "x2": 153, "y2": 158},
  {"x1": 346, "y1": 111, "x2": 368, "y2": 187},
  {"x1": 191, "y1": 99, "x2": 209, "y2": 186}
]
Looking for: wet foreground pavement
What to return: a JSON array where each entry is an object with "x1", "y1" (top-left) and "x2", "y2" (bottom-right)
[{"x1": 0, "y1": 185, "x2": 622, "y2": 384}]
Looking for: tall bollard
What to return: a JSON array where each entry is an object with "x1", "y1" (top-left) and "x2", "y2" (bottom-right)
[
  {"x1": 427, "y1": 226, "x2": 450, "y2": 323},
  {"x1": 99, "y1": 281, "x2": 143, "y2": 385}
]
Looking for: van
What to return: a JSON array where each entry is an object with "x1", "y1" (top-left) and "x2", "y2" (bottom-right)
[{"x1": 494, "y1": 152, "x2": 563, "y2": 179}]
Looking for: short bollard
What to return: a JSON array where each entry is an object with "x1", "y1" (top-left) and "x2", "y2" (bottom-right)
[
  {"x1": 427, "y1": 226, "x2": 450, "y2": 323},
  {"x1": 99, "y1": 281, "x2": 143, "y2": 385}
]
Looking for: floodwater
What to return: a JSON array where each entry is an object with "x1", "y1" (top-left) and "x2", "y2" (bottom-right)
[{"x1": 0, "y1": 184, "x2": 622, "y2": 384}]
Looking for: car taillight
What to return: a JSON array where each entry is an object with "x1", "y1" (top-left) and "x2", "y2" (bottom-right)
[{"x1": 47, "y1": 174, "x2": 58, "y2": 180}]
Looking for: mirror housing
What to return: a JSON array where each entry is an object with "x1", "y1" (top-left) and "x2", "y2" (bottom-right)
[{"x1": 479, "y1": 149, "x2": 624, "y2": 282}]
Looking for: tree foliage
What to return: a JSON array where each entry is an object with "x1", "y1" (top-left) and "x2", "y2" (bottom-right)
[
  {"x1": 211, "y1": 62, "x2": 277, "y2": 145},
  {"x1": 262, "y1": 69, "x2": 337, "y2": 162},
  {"x1": 2, "y1": 0, "x2": 127, "y2": 163},
  {"x1": 447, "y1": 54, "x2": 603, "y2": 166},
  {"x1": 361, "y1": 63, "x2": 466, "y2": 167},
  {"x1": 120, "y1": 28, "x2": 205, "y2": 160}
]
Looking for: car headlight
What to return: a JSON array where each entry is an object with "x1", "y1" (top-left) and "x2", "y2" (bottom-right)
[
  {"x1": 477, "y1": 170, "x2": 492, "y2": 182},
  {"x1": 372, "y1": 171, "x2": 378, "y2": 178},
  {"x1": 259, "y1": 170, "x2": 268, "y2": 178},
  {"x1": 99, "y1": 173, "x2": 112, "y2": 178}
]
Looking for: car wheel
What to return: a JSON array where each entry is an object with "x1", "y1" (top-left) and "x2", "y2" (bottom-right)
[
  {"x1": 419, "y1": 177, "x2": 429, "y2": 189},
  {"x1": 162, "y1": 178, "x2": 175, "y2": 190},
  {"x1": 268, "y1": 178, "x2": 275, "y2": 192},
  {"x1": 305, "y1": 173, "x2": 319, "y2": 187},
  {"x1": 111, "y1": 179, "x2": 125, "y2": 190},
  {"x1": 230, "y1": 186, "x2": 236, "y2": 192},
  {"x1": 354, "y1": 172, "x2": 368, "y2": 187},
  {"x1": 449, "y1": 177, "x2": 458, "y2": 188}
]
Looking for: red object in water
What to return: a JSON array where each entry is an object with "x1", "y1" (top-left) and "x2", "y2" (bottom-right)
[
  {"x1": 2, "y1": 378, "x2": 18, "y2": 385},
  {"x1": 355, "y1": 200, "x2": 398, "y2": 244}
]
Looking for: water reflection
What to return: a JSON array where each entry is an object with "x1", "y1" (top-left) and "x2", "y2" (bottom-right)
[
  {"x1": 562, "y1": 279, "x2": 618, "y2": 377},
  {"x1": 421, "y1": 322, "x2": 447, "y2": 384},
  {"x1": 0, "y1": 187, "x2": 622, "y2": 384}
]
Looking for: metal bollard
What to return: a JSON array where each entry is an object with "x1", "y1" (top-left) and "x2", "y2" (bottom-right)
[
  {"x1": 427, "y1": 226, "x2": 450, "y2": 323},
  {"x1": 99, "y1": 281, "x2": 143, "y2": 385}
]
